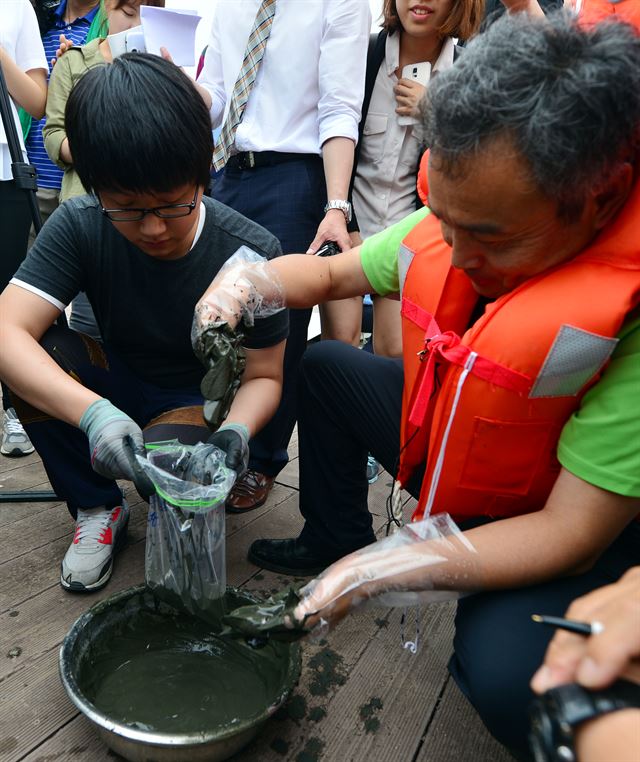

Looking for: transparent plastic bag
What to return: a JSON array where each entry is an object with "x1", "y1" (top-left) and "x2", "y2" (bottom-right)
[
  {"x1": 136, "y1": 442, "x2": 235, "y2": 627},
  {"x1": 193, "y1": 245, "x2": 286, "y2": 337},
  {"x1": 293, "y1": 514, "x2": 478, "y2": 640}
]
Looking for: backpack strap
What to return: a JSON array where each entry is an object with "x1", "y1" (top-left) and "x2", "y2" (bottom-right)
[{"x1": 348, "y1": 30, "x2": 387, "y2": 232}]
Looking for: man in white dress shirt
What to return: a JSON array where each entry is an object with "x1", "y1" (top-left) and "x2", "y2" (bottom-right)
[{"x1": 197, "y1": 0, "x2": 370, "y2": 512}]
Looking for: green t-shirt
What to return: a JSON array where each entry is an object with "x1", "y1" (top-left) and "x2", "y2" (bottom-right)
[{"x1": 360, "y1": 210, "x2": 640, "y2": 498}]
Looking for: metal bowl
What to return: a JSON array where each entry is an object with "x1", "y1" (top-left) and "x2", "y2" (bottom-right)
[{"x1": 59, "y1": 585, "x2": 301, "y2": 762}]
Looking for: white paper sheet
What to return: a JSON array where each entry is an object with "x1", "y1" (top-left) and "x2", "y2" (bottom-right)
[{"x1": 140, "y1": 6, "x2": 202, "y2": 67}]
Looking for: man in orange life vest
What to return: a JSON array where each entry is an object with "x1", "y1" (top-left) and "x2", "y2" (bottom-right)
[{"x1": 194, "y1": 13, "x2": 640, "y2": 752}]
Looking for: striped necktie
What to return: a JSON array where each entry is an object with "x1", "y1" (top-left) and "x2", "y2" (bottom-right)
[{"x1": 212, "y1": 0, "x2": 277, "y2": 171}]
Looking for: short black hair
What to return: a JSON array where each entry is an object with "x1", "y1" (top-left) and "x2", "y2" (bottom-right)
[{"x1": 65, "y1": 53, "x2": 213, "y2": 194}]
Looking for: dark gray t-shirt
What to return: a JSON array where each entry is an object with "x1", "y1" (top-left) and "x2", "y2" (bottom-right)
[{"x1": 13, "y1": 195, "x2": 289, "y2": 388}]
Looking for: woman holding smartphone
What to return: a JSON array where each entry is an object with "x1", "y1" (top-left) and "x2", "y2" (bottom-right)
[{"x1": 349, "y1": 0, "x2": 483, "y2": 359}]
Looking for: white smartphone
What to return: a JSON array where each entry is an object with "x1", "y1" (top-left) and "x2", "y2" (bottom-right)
[
  {"x1": 398, "y1": 61, "x2": 431, "y2": 127},
  {"x1": 107, "y1": 25, "x2": 147, "y2": 59},
  {"x1": 402, "y1": 61, "x2": 432, "y2": 86}
]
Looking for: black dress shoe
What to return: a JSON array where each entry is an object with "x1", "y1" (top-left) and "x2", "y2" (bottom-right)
[{"x1": 247, "y1": 538, "x2": 333, "y2": 576}]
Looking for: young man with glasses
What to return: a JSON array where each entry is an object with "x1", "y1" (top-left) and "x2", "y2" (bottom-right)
[{"x1": 0, "y1": 53, "x2": 288, "y2": 593}]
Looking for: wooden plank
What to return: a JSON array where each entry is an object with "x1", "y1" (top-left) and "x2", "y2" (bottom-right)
[
  {"x1": 273, "y1": 429, "x2": 299, "y2": 490},
  {"x1": 0, "y1": 498, "x2": 61, "y2": 529},
  {"x1": 229, "y1": 598, "x2": 456, "y2": 762},
  {"x1": 0, "y1": 485, "x2": 299, "y2": 760},
  {"x1": 275, "y1": 458, "x2": 300, "y2": 490},
  {"x1": 0, "y1": 452, "x2": 44, "y2": 472},
  {"x1": 1, "y1": 503, "x2": 87, "y2": 563},
  {"x1": 415, "y1": 679, "x2": 516, "y2": 762},
  {"x1": 298, "y1": 603, "x2": 456, "y2": 762},
  {"x1": 225, "y1": 491, "x2": 307, "y2": 588},
  {"x1": 0, "y1": 495, "x2": 148, "y2": 612},
  {"x1": 225, "y1": 481, "x2": 298, "y2": 539},
  {"x1": 0, "y1": 539, "x2": 149, "y2": 762},
  {"x1": 2, "y1": 442, "x2": 506, "y2": 762},
  {"x1": 20, "y1": 714, "x2": 112, "y2": 762},
  {"x1": 0, "y1": 535, "x2": 147, "y2": 682}
]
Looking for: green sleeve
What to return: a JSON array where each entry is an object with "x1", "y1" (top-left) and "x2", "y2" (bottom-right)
[
  {"x1": 557, "y1": 316, "x2": 640, "y2": 497},
  {"x1": 360, "y1": 207, "x2": 429, "y2": 296},
  {"x1": 42, "y1": 54, "x2": 75, "y2": 170}
]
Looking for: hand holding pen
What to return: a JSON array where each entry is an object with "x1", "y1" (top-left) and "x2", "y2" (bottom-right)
[{"x1": 530, "y1": 566, "x2": 640, "y2": 694}]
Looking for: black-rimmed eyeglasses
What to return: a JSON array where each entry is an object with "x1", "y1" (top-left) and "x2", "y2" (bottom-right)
[{"x1": 98, "y1": 187, "x2": 199, "y2": 222}]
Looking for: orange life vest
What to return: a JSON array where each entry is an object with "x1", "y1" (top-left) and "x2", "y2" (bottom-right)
[
  {"x1": 398, "y1": 179, "x2": 640, "y2": 523},
  {"x1": 579, "y1": 0, "x2": 640, "y2": 31}
]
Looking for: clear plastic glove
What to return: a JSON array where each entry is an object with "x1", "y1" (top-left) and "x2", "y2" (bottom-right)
[
  {"x1": 193, "y1": 246, "x2": 285, "y2": 336},
  {"x1": 207, "y1": 423, "x2": 249, "y2": 477},
  {"x1": 79, "y1": 399, "x2": 145, "y2": 482},
  {"x1": 291, "y1": 514, "x2": 477, "y2": 634}
]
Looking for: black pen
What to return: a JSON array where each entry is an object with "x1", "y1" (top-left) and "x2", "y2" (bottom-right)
[{"x1": 531, "y1": 614, "x2": 604, "y2": 636}]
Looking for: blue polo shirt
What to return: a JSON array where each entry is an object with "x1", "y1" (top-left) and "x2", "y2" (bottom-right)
[{"x1": 25, "y1": 0, "x2": 99, "y2": 190}]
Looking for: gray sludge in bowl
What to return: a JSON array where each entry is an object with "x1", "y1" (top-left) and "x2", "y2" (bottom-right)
[{"x1": 59, "y1": 585, "x2": 301, "y2": 762}]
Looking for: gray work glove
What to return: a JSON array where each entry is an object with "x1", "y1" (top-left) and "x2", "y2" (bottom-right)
[
  {"x1": 173, "y1": 424, "x2": 249, "y2": 486},
  {"x1": 79, "y1": 399, "x2": 145, "y2": 483},
  {"x1": 207, "y1": 423, "x2": 250, "y2": 476}
]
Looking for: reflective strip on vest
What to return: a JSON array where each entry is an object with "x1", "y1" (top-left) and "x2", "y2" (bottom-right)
[
  {"x1": 398, "y1": 243, "x2": 414, "y2": 296},
  {"x1": 530, "y1": 325, "x2": 619, "y2": 399}
]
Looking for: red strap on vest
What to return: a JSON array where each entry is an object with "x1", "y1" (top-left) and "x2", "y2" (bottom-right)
[{"x1": 405, "y1": 300, "x2": 534, "y2": 428}]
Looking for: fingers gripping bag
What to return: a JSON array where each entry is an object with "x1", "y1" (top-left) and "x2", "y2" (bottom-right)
[{"x1": 136, "y1": 442, "x2": 236, "y2": 627}]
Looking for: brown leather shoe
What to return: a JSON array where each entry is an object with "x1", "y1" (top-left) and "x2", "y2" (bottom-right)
[{"x1": 226, "y1": 469, "x2": 275, "y2": 513}]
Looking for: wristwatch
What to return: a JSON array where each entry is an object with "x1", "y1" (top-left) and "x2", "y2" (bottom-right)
[
  {"x1": 529, "y1": 679, "x2": 640, "y2": 762},
  {"x1": 324, "y1": 199, "x2": 352, "y2": 223}
]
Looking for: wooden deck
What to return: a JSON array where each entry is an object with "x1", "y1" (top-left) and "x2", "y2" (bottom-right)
[{"x1": 0, "y1": 427, "x2": 515, "y2": 762}]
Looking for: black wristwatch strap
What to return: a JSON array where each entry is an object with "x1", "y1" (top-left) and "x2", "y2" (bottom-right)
[
  {"x1": 561, "y1": 679, "x2": 640, "y2": 726},
  {"x1": 529, "y1": 679, "x2": 640, "y2": 762}
]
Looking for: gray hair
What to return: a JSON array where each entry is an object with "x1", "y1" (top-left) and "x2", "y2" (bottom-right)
[{"x1": 423, "y1": 12, "x2": 640, "y2": 220}]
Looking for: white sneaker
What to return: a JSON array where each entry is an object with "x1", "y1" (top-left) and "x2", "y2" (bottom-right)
[
  {"x1": 60, "y1": 502, "x2": 129, "y2": 592},
  {"x1": 1, "y1": 407, "x2": 35, "y2": 457},
  {"x1": 366, "y1": 454, "x2": 380, "y2": 485}
]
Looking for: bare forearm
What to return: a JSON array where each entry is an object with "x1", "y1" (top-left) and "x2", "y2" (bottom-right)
[
  {"x1": 59, "y1": 137, "x2": 72, "y2": 164},
  {"x1": 576, "y1": 710, "x2": 640, "y2": 762},
  {"x1": 322, "y1": 136, "x2": 354, "y2": 199},
  {"x1": 373, "y1": 470, "x2": 640, "y2": 596},
  {"x1": 0, "y1": 328, "x2": 99, "y2": 425},
  {"x1": 270, "y1": 248, "x2": 370, "y2": 306},
  {"x1": 226, "y1": 377, "x2": 281, "y2": 437},
  {"x1": 307, "y1": 136, "x2": 357, "y2": 253},
  {"x1": 0, "y1": 51, "x2": 46, "y2": 118}
]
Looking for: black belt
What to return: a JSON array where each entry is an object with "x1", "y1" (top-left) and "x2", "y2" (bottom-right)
[{"x1": 225, "y1": 151, "x2": 319, "y2": 170}]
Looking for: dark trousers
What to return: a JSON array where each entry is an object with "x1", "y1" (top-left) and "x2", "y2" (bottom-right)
[
  {"x1": 0, "y1": 180, "x2": 32, "y2": 411},
  {"x1": 295, "y1": 340, "x2": 640, "y2": 755},
  {"x1": 211, "y1": 156, "x2": 326, "y2": 477},
  {"x1": 14, "y1": 326, "x2": 208, "y2": 518}
]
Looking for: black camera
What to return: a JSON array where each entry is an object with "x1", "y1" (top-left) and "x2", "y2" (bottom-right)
[
  {"x1": 33, "y1": 0, "x2": 62, "y2": 35},
  {"x1": 315, "y1": 241, "x2": 341, "y2": 257}
]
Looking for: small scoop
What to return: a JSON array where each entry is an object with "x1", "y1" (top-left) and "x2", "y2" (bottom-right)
[{"x1": 221, "y1": 587, "x2": 308, "y2": 644}]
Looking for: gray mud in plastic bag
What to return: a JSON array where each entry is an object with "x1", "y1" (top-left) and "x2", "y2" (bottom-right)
[{"x1": 136, "y1": 442, "x2": 235, "y2": 628}]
